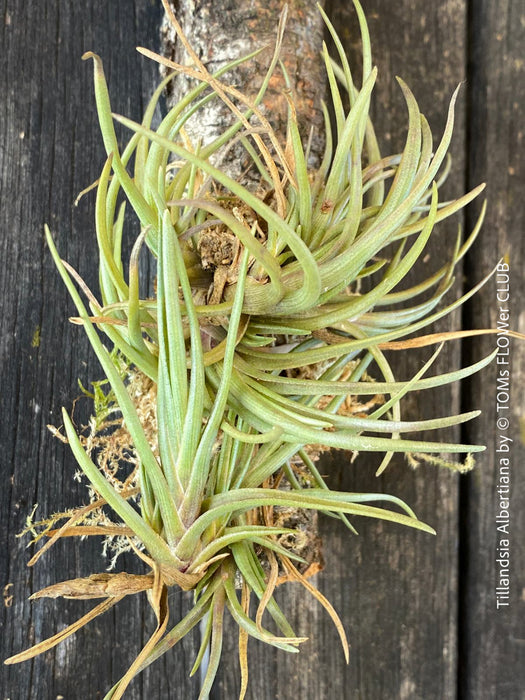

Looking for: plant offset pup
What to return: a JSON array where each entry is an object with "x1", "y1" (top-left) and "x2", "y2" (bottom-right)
[{"x1": 7, "y1": 1, "x2": 499, "y2": 697}]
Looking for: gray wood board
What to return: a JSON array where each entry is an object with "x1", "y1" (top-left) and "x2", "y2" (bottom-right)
[
  {"x1": 460, "y1": 1, "x2": 525, "y2": 698},
  {"x1": 0, "y1": 2, "x2": 199, "y2": 698},
  {"x1": 1, "y1": 1, "x2": 523, "y2": 699},
  {"x1": 216, "y1": 1, "x2": 466, "y2": 697}
]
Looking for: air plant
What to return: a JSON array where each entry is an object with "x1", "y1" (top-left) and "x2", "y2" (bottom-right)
[{"x1": 6, "y1": 1, "x2": 505, "y2": 697}]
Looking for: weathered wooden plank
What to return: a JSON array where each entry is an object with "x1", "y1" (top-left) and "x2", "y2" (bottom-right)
[
  {"x1": 5, "y1": 1, "x2": 522, "y2": 699},
  {"x1": 215, "y1": 1, "x2": 468, "y2": 698},
  {"x1": 316, "y1": 3, "x2": 468, "y2": 699},
  {"x1": 460, "y1": 1, "x2": 525, "y2": 697},
  {"x1": 0, "y1": 2, "x2": 199, "y2": 698}
]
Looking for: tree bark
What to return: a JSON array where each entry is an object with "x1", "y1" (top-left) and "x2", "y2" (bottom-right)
[{"x1": 162, "y1": 0, "x2": 327, "y2": 177}]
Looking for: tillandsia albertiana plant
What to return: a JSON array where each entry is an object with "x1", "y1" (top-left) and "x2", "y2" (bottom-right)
[{"x1": 6, "y1": 1, "x2": 513, "y2": 697}]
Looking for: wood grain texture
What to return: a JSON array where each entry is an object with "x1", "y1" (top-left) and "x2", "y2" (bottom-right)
[
  {"x1": 1, "y1": 1, "x2": 523, "y2": 699},
  {"x1": 460, "y1": 1, "x2": 525, "y2": 697},
  {"x1": 0, "y1": 2, "x2": 200, "y2": 698},
  {"x1": 315, "y1": 4, "x2": 468, "y2": 698},
  {"x1": 215, "y1": 1, "x2": 467, "y2": 698}
]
